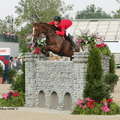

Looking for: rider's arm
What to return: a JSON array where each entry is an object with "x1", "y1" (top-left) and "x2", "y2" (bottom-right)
[
  {"x1": 56, "y1": 26, "x2": 65, "y2": 36},
  {"x1": 49, "y1": 21, "x2": 55, "y2": 26}
]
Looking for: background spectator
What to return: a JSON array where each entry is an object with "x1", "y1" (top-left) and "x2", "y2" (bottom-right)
[
  {"x1": 10, "y1": 57, "x2": 14, "y2": 69},
  {"x1": 16, "y1": 56, "x2": 22, "y2": 71}
]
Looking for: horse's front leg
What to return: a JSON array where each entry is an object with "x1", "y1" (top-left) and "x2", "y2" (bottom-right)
[{"x1": 41, "y1": 45, "x2": 49, "y2": 57}]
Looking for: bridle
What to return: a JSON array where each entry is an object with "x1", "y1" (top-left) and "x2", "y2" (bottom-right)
[{"x1": 33, "y1": 25, "x2": 56, "y2": 41}]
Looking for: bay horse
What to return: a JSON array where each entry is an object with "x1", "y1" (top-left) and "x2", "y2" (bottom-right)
[{"x1": 32, "y1": 21, "x2": 80, "y2": 60}]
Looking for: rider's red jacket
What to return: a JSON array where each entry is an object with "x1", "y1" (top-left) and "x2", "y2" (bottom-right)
[{"x1": 49, "y1": 19, "x2": 72, "y2": 36}]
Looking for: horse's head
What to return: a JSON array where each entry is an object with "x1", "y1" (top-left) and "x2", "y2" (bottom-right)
[{"x1": 32, "y1": 21, "x2": 42, "y2": 43}]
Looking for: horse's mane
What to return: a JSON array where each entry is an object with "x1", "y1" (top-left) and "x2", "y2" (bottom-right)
[
  {"x1": 33, "y1": 21, "x2": 58, "y2": 31},
  {"x1": 40, "y1": 22, "x2": 55, "y2": 29}
]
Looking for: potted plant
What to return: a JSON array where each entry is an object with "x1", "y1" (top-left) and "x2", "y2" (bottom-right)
[
  {"x1": 0, "y1": 64, "x2": 5, "y2": 84},
  {"x1": 24, "y1": 33, "x2": 46, "y2": 53},
  {"x1": 7, "y1": 69, "x2": 17, "y2": 84},
  {"x1": 75, "y1": 29, "x2": 104, "y2": 52}
]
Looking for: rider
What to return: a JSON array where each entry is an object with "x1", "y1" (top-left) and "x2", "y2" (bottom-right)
[{"x1": 49, "y1": 16, "x2": 77, "y2": 51}]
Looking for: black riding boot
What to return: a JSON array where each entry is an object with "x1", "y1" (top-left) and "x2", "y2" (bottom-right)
[{"x1": 68, "y1": 33, "x2": 77, "y2": 51}]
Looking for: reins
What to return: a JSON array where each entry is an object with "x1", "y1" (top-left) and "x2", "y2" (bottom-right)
[{"x1": 46, "y1": 28, "x2": 55, "y2": 37}]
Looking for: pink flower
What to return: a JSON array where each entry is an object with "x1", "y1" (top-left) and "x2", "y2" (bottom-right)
[
  {"x1": 24, "y1": 37, "x2": 27, "y2": 40},
  {"x1": 85, "y1": 97, "x2": 91, "y2": 101},
  {"x1": 92, "y1": 34, "x2": 96, "y2": 38},
  {"x1": 84, "y1": 40, "x2": 86, "y2": 43},
  {"x1": 27, "y1": 45, "x2": 31, "y2": 48},
  {"x1": 87, "y1": 30, "x2": 89, "y2": 34},
  {"x1": 105, "y1": 108, "x2": 110, "y2": 112},
  {"x1": 77, "y1": 100, "x2": 83, "y2": 105},
  {"x1": 104, "y1": 102, "x2": 107, "y2": 106},
  {"x1": 79, "y1": 104, "x2": 82, "y2": 107},
  {"x1": 7, "y1": 91, "x2": 12, "y2": 94},
  {"x1": 3, "y1": 93, "x2": 8, "y2": 99},
  {"x1": 27, "y1": 33, "x2": 30, "y2": 36},
  {"x1": 82, "y1": 106, "x2": 86, "y2": 109},
  {"x1": 101, "y1": 105, "x2": 110, "y2": 112}
]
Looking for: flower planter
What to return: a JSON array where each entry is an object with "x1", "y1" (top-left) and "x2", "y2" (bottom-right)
[
  {"x1": 82, "y1": 44, "x2": 90, "y2": 52},
  {"x1": 0, "y1": 77, "x2": 3, "y2": 84}
]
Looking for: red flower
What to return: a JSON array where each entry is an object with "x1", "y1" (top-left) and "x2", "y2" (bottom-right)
[
  {"x1": 96, "y1": 44, "x2": 98, "y2": 47},
  {"x1": 101, "y1": 100, "x2": 103, "y2": 103},
  {"x1": 87, "y1": 100, "x2": 94, "y2": 108},
  {"x1": 109, "y1": 99, "x2": 113, "y2": 103},
  {"x1": 16, "y1": 93, "x2": 20, "y2": 96},
  {"x1": 12, "y1": 93, "x2": 16, "y2": 97},
  {"x1": 34, "y1": 48, "x2": 39, "y2": 53},
  {"x1": 90, "y1": 104, "x2": 94, "y2": 108},
  {"x1": 12, "y1": 92, "x2": 20, "y2": 97},
  {"x1": 106, "y1": 99, "x2": 110, "y2": 102},
  {"x1": 110, "y1": 102, "x2": 113, "y2": 105},
  {"x1": 90, "y1": 100, "x2": 93, "y2": 104},
  {"x1": 92, "y1": 100, "x2": 97, "y2": 103},
  {"x1": 87, "y1": 102, "x2": 91, "y2": 107}
]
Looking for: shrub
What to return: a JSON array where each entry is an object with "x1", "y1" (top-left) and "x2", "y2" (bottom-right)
[
  {"x1": 83, "y1": 42, "x2": 111, "y2": 102},
  {"x1": 104, "y1": 73, "x2": 119, "y2": 88},
  {"x1": 83, "y1": 80, "x2": 111, "y2": 102},
  {"x1": 0, "y1": 91, "x2": 25, "y2": 107},
  {"x1": 85, "y1": 42, "x2": 103, "y2": 82},
  {"x1": 7, "y1": 69, "x2": 17, "y2": 83},
  {"x1": 0, "y1": 64, "x2": 4, "y2": 77},
  {"x1": 11, "y1": 60, "x2": 25, "y2": 92},
  {"x1": 109, "y1": 54, "x2": 115, "y2": 74},
  {"x1": 96, "y1": 45, "x2": 116, "y2": 75},
  {"x1": 72, "y1": 97, "x2": 120, "y2": 115}
]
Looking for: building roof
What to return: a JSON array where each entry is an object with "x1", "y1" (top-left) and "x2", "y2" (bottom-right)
[{"x1": 71, "y1": 19, "x2": 120, "y2": 42}]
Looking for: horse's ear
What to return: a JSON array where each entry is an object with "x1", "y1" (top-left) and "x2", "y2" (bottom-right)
[
  {"x1": 32, "y1": 21, "x2": 34, "y2": 24},
  {"x1": 39, "y1": 21, "x2": 42, "y2": 25}
]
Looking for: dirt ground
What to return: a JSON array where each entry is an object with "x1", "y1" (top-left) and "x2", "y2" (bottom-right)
[{"x1": 0, "y1": 68, "x2": 120, "y2": 120}]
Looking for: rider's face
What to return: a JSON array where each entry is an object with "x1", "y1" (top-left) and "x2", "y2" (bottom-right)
[{"x1": 54, "y1": 21, "x2": 59, "y2": 25}]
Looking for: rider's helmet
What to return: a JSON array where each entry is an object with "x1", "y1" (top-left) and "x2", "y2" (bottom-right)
[{"x1": 54, "y1": 16, "x2": 61, "y2": 22}]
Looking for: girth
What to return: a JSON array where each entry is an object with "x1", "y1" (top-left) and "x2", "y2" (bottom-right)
[{"x1": 53, "y1": 41, "x2": 68, "y2": 56}]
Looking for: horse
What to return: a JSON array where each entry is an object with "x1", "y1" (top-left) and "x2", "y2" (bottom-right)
[{"x1": 32, "y1": 21, "x2": 80, "y2": 60}]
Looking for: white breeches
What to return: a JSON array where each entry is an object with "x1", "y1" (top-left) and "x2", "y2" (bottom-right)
[{"x1": 66, "y1": 25, "x2": 72, "y2": 36}]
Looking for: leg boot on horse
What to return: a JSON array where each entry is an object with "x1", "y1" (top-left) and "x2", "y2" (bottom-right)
[{"x1": 68, "y1": 33, "x2": 77, "y2": 51}]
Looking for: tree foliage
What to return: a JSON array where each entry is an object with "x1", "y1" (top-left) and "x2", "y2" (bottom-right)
[
  {"x1": 16, "y1": 23, "x2": 32, "y2": 50},
  {"x1": 0, "y1": 16, "x2": 16, "y2": 33},
  {"x1": 15, "y1": 0, "x2": 73, "y2": 25},
  {"x1": 75, "y1": 4, "x2": 112, "y2": 19}
]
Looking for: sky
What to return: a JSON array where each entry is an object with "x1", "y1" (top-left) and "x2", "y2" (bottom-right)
[{"x1": 0, "y1": 0, "x2": 120, "y2": 19}]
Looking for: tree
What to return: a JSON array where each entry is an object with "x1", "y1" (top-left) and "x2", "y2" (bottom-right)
[
  {"x1": 111, "y1": 0, "x2": 120, "y2": 18},
  {"x1": 75, "y1": 4, "x2": 112, "y2": 19},
  {"x1": 16, "y1": 23, "x2": 32, "y2": 50},
  {"x1": 83, "y1": 42, "x2": 111, "y2": 102},
  {"x1": 15, "y1": 0, "x2": 73, "y2": 25},
  {"x1": 0, "y1": 16, "x2": 17, "y2": 34},
  {"x1": 0, "y1": 19, "x2": 7, "y2": 33}
]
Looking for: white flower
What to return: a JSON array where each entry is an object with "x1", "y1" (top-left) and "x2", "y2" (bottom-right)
[{"x1": 27, "y1": 36, "x2": 32, "y2": 40}]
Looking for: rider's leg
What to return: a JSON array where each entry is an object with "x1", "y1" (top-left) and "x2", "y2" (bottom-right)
[{"x1": 66, "y1": 26, "x2": 77, "y2": 51}]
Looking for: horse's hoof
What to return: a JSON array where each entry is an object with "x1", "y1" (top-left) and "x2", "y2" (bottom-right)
[{"x1": 45, "y1": 52, "x2": 50, "y2": 57}]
